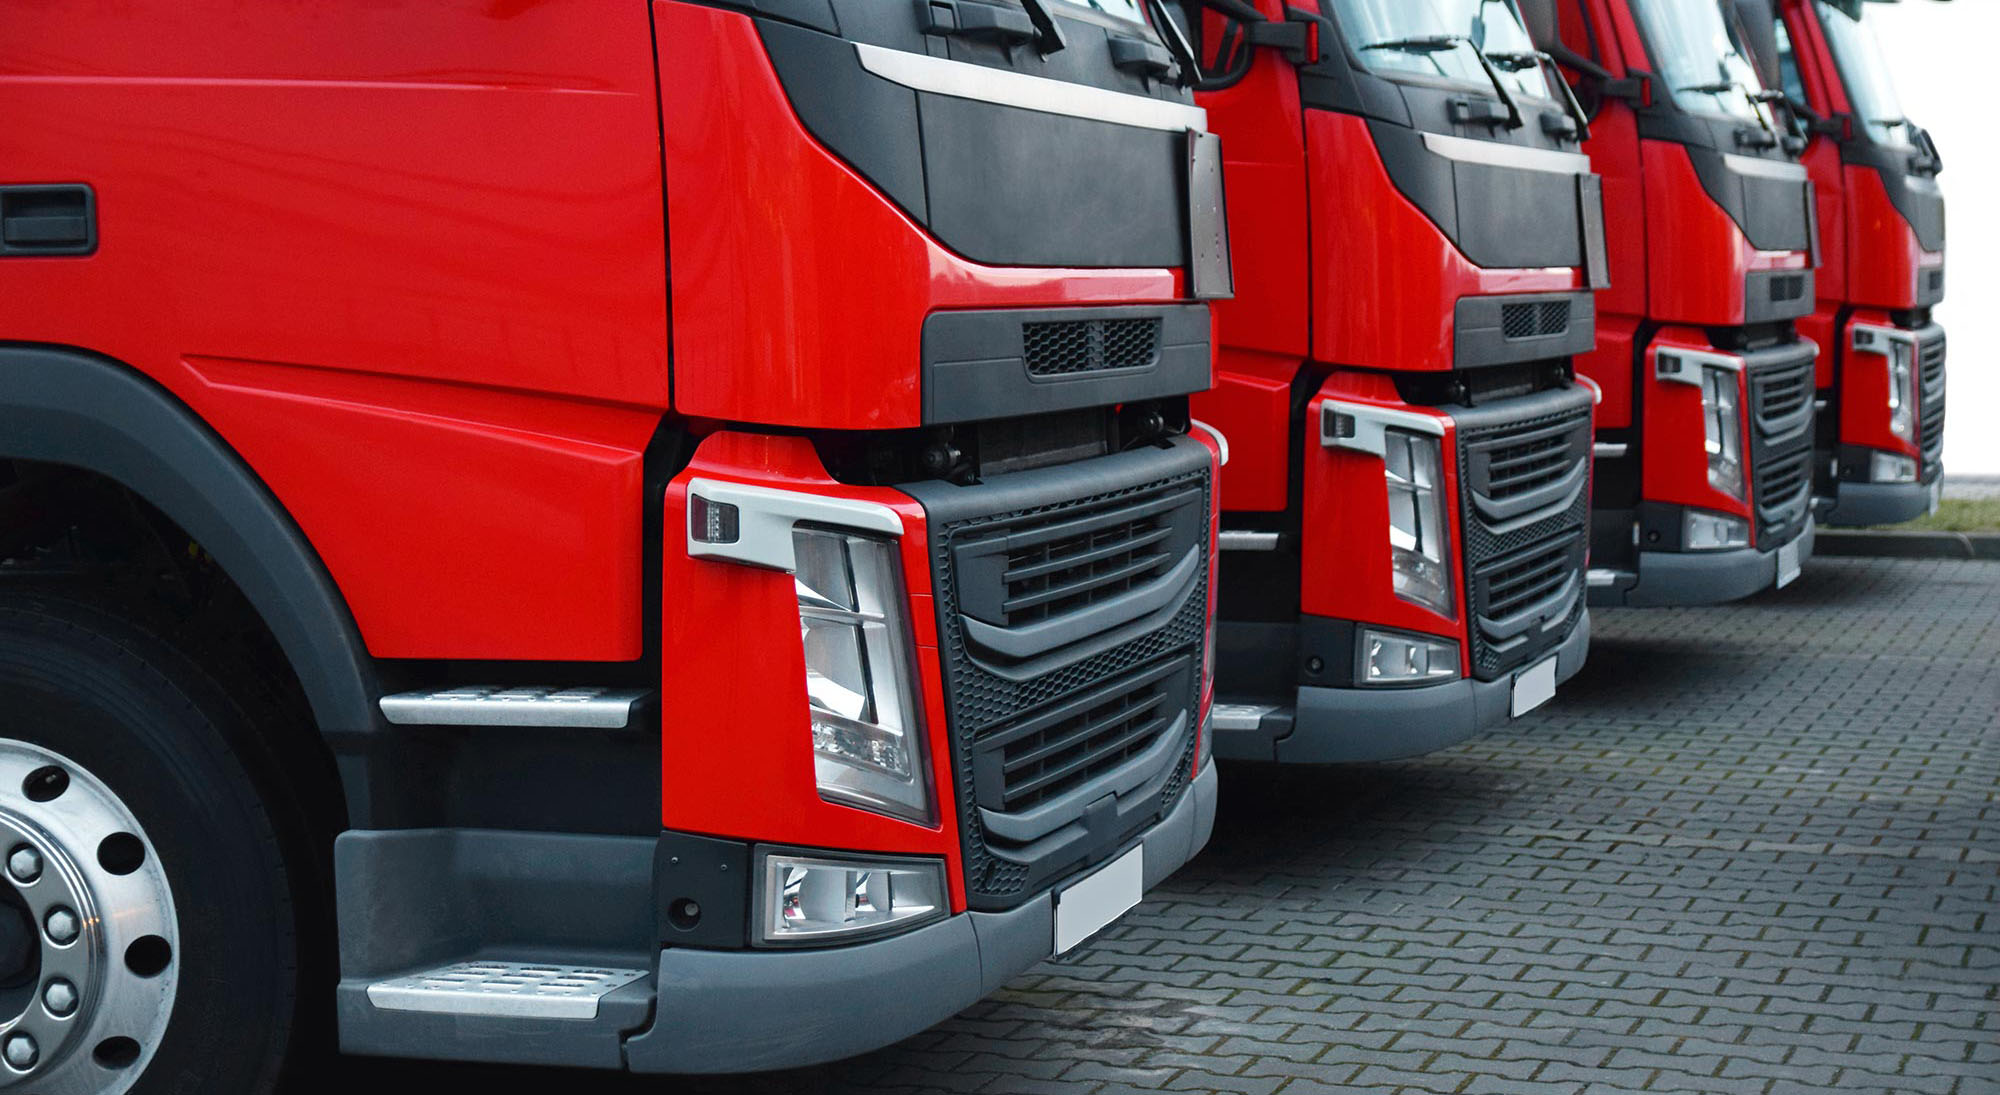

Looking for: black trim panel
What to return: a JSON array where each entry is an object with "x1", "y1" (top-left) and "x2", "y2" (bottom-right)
[{"x1": 922, "y1": 304, "x2": 1211, "y2": 425}]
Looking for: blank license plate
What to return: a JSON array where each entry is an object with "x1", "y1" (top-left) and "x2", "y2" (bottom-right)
[
  {"x1": 1511, "y1": 655, "x2": 1558, "y2": 718},
  {"x1": 1777, "y1": 538, "x2": 1802, "y2": 588},
  {"x1": 1054, "y1": 845, "x2": 1143, "y2": 954},
  {"x1": 1929, "y1": 479, "x2": 1943, "y2": 516}
]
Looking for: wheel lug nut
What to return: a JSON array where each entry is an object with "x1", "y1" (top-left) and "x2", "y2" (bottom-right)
[
  {"x1": 42, "y1": 979, "x2": 76, "y2": 1017},
  {"x1": 3, "y1": 1032, "x2": 36, "y2": 1070},
  {"x1": 43, "y1": 907, "x2": 78, "y2": 945},
  {"x1": 7, "y1": 847, "x2": 40, "y2": 884}
]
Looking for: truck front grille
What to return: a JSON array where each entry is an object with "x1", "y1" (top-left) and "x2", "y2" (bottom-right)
[
  {"x1": 1023, "y1": 317, "x2": 1161, "y2": 377},
  {"x1": 906, "y1": 439, "x2": 1210, "y2": 911},
  {"x1": 1457, "y1": 386, "x2": 1595, "y2": 682},
  {"x1": 1745, "y1": 341, "x2": 1818, "y2": 550},
  {"x1": 1918, "y1": 330, "x2": 1946, "y2": 474}
]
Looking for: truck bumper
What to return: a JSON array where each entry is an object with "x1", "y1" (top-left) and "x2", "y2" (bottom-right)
[
  {"x1": 622, "y1": 761, "x2": 1218, "y2": 1074},
  {"x1": 1606, "y1": 518, "x2": 1816, "y2": 607},
  {"x1": 1216, "y1": 613, "x2": 1590, "y2": 765},
  {"x1": 1824, "y1": 479, "x2": 1940, "y2": 528}
]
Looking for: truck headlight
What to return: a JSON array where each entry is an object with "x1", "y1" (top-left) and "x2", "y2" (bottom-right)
[
  {"x1": 794, "y1": 527, "x2": 933, "y2": 825},
  {"x1": 1358, "y1": 627, "x2": 1460, "y2": 686},
  {"x1": 1887, "y1": 340, "x2": 1916, "y2": 442},
  {"x1": 1870, "y1": 451, "x2": 1919, "y2": 484},
  {"x1": 1701, "y1": 366, "x2": 1746, "y2": 501},
  {"x1": 755, "y1": 850, "x2": 948, "y2": 947},
  {"x1": 1384, "y1": 429, "x2": 1454, "y2": 616},
  {"x1": 1683, "y1": 509, "x2": 1751, "y2": 551}
]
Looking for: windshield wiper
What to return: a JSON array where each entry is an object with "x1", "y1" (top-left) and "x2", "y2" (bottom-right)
[
  {"x1": 1486, "y1": 48, "x2": 1592, "y2": 142},
  {"x1": 1019, "y1": 0, "x2": 1067, "y2": 55},
  {"x1": 1681, "y1": 78, "x2": 1780, "y2": 141},
  {"x1": 1364, "y1": 34, "x2": 1524, "y2": 130}
]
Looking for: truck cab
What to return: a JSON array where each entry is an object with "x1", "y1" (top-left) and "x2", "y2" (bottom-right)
[
  {"x1": 1759, "y1": 0, "x2": 1947, "y2": 524},
  {"x1": 1531, "y1": 0, "x2": 1822, "y2": 607},
  {"x1": 1172, "y1": 0, "x2": 1599, "y2": 764},
  {"x1": 0, "y1": 0, "x2": 1225, "y2": 1086}
]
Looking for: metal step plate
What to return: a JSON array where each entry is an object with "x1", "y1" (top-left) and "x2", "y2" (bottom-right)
[
  {"x1": 366, "y1": 961, "x2": 649, "y2": 1020},
  {"x1": 377, "y1": 686, "x2": 651, "y2": 729},
  {"x1": 1210, "y1": 703, "x2": 1281, "y2": 732}
]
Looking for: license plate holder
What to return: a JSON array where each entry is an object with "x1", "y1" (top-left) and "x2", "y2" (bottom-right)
[
  {"x1": 1777, "y1": 537, "x2": 1802, "y2": 588},
  {"x1": 1929, "y1": 478, "x2": 1943, "y2": 516},
  {"x1": 1511, "y1": 655, "x2": 1558, "y2": 718},
  {"x1": 1053, "y1": 845, "x2": 1143, "y2": 954}
]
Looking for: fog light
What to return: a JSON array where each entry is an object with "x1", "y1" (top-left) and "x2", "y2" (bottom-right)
[
  {"x1": 1869, "y1": 451, "x2": 1919, "y2": 484},
  {"x1": 1683, "y1": 509, "x2": 1751, "y2": 551},
  {"x1": 1358, "y1": 627, "x2": 1460, "y2": 686},
  {"x1": 755, "y1": 850, "x2": 948, "y2": 947}
]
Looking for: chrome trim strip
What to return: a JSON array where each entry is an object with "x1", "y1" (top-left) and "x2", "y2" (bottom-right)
[
  {"x1": 1319, "y1": 399, "x2": 1449, "y2": 458},
  {"x1": 854, "y1": 43, "x2": 1208, "y2": 133},
  {"x1": 686, "y1": 478, "x2": 903, "y2": 573},
  {"x1": 1721, "y1": 153, "x2": 1809, "y2": 182},
  {"x1": 1593, "y1": 442, "x2": 1629, "y2": 459},
  {"x1": 379, "y1": 686, "x2": 652, "y2": 729},
  {"x1": 1218, "y1": 531, "x2": 1281, "y2": 552},
  {"x1": 1585, "y1": 568, "x2": 1629, "y2": 588},
  {"x1": 1654, "y1": 345, "x2": 1744, "y2": 387},
  {"x1": 1421, "y1": 132, "x2": 1591, "y2": 175},
  {"x1": 1189, "y1": 418, "x2": 1230, "y2": 467}
]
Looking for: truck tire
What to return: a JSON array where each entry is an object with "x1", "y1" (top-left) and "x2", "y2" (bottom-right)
[{"x1": 0, "y1": 593, "x2": 302, "y2": 1095}]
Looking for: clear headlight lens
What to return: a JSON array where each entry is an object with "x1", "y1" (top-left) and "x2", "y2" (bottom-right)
[
  {"x1": 1701, "y1": 366, "x2": 1746, "y2": 501},
  {"x1": 1384, "y1": 429, "x2": 1454, "y2": 616},
  {"x1": 1887, "y1": 340, "x2": 1916, "y2": 442},
  {"x1": 1683, "y1": 508, "x2": 1751, "y2": 551},
  {"x1": 756, "y1": 850, "x2": 948, "y2": 947},
  {"x1": 794, "y1": 527, "x2": 932, "y2": 825},
  {"x1": 1869, "y1": 451, "x2": 1919, "y2": 484},
  {"x1": 1358, "y1": 627, "x2": 1461, "y2": 686}
]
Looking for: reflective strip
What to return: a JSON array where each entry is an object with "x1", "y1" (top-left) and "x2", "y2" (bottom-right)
[
  {"x1": 1721, "y1": 152, "x2": 1809, "y2": 182},
  {"x1": 854, "y1": 42, "x2": 1208, "y2": 133}
]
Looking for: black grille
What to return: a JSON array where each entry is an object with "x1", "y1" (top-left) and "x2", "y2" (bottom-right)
[
  {"x1": 912, "y1": 441, "x2": 1210, "y2": 910},
  {"x1": 1928, "y1": 269, "x2": 1945, "y2": 294},
  {"x1": 1918, "y1": 331, "x2": 1946, "y2": 471},
  {"x1": 1023, "y1": 317, "x2": 1161, "y2": 377},
  {"x1": 1745, "y1": 342, "x2": 1818, "y2": 550},
  {"x1": 1501, "y1": 300, "x2": 1571, "y2": 340},
  {"x1": 1457, "y1": 387, "x2": 1594, "y2": 681},
  {"x1": 989, "y1": 488, "x2": 1193, "y2": 627},
  {"x1": 1769, "y1": 274, "x2": 1807, "y2": 303}
]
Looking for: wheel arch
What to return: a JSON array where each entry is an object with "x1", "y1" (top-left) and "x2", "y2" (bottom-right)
[{"x1": 0, "y1": 343, "x2": 380, "y2": 743}]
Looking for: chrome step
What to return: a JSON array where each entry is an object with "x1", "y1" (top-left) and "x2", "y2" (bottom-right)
[
  {"x1": 1586, "y1": 568, "x2": 1634, "y2": 589},
  {"x1": 1218, "y1": 531, "x2": 1282, "y2": 552},
  {"x1": 1210, "y1": 702, "x2": 1282, "y2": 732},
  {"x1": 366, "y1": 960, "x2": 649, "y2": 1020},
  {"x1": 378, "y1": 686, "x2": 651, "y2": 729}
]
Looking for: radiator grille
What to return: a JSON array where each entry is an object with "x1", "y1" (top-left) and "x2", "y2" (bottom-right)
[
  {"x1": 1023, "y1": 318, "x2": 1161, "y2": 377},
  {"x1": 1744, "y1": 342, "x2": 1818, "y2": 550},
  {"x1": 1918, "y1": 331, "x2": 1947, "y2": 470},
  {"x1": 1501, "y1": 301, "x2": 1571, "y2": 341},
  {"x1": 1769, "y1": 274, "x2": 1807, "y2": 303},
  {"x1": 1751, "y1": 358, "x2": 1813, "y2": 427},
  {"x1": 918, "y1": 445, "x2": 1210, "y2": 910},
  {"x1": 1457, "y1": 391, "x2": 1594, "y2": 682}
]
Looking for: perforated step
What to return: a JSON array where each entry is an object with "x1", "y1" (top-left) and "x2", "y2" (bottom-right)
[
  {"x1": 378, "y1": 685, "x2": 651, "y2": 728},
  {"x1": 366, "y1": 960, "x2": 648, "y2": 1020}
]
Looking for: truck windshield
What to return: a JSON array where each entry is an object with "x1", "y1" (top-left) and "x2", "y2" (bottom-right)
[
  {"x1": 1815, "y1": 1, "x2": 1913, "y2": 148},
  {"x1": 1332, "y1": 0, "x2": 1553, "y2": 100},
  {"x1": 1631, "y1": 0, "x2": 1777, "y2": 126},
  {"x1": 1053, "y1": 0, "x2": 1150, "y2": 28}
]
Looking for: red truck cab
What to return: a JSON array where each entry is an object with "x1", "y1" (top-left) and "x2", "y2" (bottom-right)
[
  {"x1": 0, "y1": 0, "x2": 1225, "y2": 1085},
  {"x1": 1761, "y1": 0, "x2": 1947, "y2": 524},
  {"x1": 1531, "y1": 0, "x2": 1822, "y2": 607},
  {"x1": 1175, "y1": 0, "x2": 1599, "y2": 764}
]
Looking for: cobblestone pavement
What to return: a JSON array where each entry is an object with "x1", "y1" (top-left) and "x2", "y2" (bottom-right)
[{"x1": 344, "y1": 557, "x2": 2000, "y2": 1095}]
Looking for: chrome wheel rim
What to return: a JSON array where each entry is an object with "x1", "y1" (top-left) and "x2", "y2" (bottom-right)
[{"x1": 0, "y1": 741, "x2": 177, "y2": 1094}]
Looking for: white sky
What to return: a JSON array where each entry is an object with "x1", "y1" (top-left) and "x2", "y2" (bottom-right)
[{"x1": 1867, "y1": 1, "x2": 1994, "y2": 473}]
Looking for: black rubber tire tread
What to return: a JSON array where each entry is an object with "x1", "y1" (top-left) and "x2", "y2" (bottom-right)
[{"x1": 0, "y1": 591, "x2": 301, "y2": 1095}]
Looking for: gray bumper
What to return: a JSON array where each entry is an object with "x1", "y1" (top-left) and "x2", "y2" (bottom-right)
[
  {"x1": 1218, "y1": 613, "x2": 1590, "y2": 765},
  {"x1": 622, "y1": 761, "x2": 1219, "y2": 1074},
  {"x1": 1600, "y1": 519, "x2": 1816, "y2": 608},
  {"x1": 1824, "y1": 479, "x2": 1938, "y2": 528}
]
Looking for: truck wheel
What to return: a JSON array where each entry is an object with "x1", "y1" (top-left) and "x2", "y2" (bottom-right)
[{"x1": 0, "y1": 594, "x2": 301, "y2": 1095}]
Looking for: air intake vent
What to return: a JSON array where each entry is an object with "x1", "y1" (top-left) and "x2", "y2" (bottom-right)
[
  {"x1": 1927, "y1": 270, "x2": 1945, "y2": 293},
  {"x1": 1752, "y1": 360, "x2": 1813, "y2": 427},
  {"x1": 1483, "y1": 535, "x2": 1581, "y2": 622},
  {"x1": 984, "y1": 659, "x2": 1183, "y2": 815},
  {"x1": 1501, "y1": 301, "x2": 1571, "y2": 341},
  {"x1": 1484, "y1": 429, "x2": 1578, "y2": 501},
  {"x1": 1919, "y1": 333, "x2": 1946, "y2": 465},
  {"x1": 1768, "y1": 274, "x2": 1807, "y2": 303},
  {"x1": 1023, "y1": 318, "x2": 1161, "y2": 377}
]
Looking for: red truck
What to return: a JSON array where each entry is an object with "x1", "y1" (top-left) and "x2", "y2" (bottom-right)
[
  {"x1": 0, "y1": 1, "x2": 1226, "y2": 1086},
  {"x1": 1529, "y1": 0, "x2": 1823, "y2": 606},
  {"x1": 1755, "y1": 0, "x2": 1946, "y2": 524},
  {"x1": 1171, "y1": 0, "x2": 1600, "y2": 762}
]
